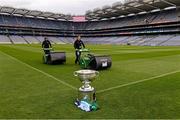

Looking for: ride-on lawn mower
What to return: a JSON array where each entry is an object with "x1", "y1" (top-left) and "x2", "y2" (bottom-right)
[
  {"x1": 42, "y1": 48, "x2": 66, "y2": 64},
  {"x1": 78, "y1": 49, "x2": 112, "y2": 70}
]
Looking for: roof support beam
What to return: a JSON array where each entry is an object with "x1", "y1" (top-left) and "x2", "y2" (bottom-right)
[
  {"x1": 139, "y1": 1, "x2": 160, "y2": 9},
  {"x1": 0, "y1": 7, "x2": 4, "y2": 13},
  {"x1": 125, "y1": 5, "x2": 145, "y2": 12},
  {"x1": 115, "y1": 7, "x2": 132, "y2": 14},
  {"x1": 11, "y1": 9, "x2": 17, "y2": 15},
  {"x1": 161, "y1": 0, "x2": 176, "y2": 6}
]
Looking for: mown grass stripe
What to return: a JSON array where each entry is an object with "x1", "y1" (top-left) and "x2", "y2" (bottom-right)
[
  {"x1": 0, "y1": 50, "x2": 77, "y2": 90},
  {"x1": 2, "y1": 45, "x2": 180, "y2": 93},
  {"x1": 97, "y1": 69, "x2": 180, "y2": 93}
]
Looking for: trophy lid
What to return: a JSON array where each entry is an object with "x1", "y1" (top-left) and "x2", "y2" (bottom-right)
[
  {"x1": 74, "y1": 70, "x2": 99, "y2": 81},
  {"x1": 75, "y1": 70, "x2": 97, "y2": 75}
]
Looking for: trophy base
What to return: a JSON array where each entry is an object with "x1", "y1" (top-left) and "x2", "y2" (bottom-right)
[
  {"x1": 74, "y1": 87, "x2": 99, "y2": 112},
  {"x1": 74, "y1": 99, "x2": 99, "y2": 112}
]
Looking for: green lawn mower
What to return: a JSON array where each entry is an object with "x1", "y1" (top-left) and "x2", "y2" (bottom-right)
[
  {"x1": 78, "y1": 49, "x2": 112, "y2": 70},
  {"x1": 43, "y1": 48, "x2": 66, "y2": 64}
]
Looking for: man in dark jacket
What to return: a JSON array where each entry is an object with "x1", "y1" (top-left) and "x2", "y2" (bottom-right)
[
  {"x1": 74, "y1": 35, "x2": 85, "y2": 64},
  {"x1": 42, "y1": 37, "x2": 52, "y2": 54}
]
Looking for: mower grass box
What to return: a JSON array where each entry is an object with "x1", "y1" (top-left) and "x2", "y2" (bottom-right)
[
  {"x1": 43, "y1": 48, "x2": 66, "y2": 64},
  {"x1": 79, "y1": 49, "x2": 112, "y2": 70}
]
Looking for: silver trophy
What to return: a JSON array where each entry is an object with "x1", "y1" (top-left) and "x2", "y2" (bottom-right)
[{"x1": 74, "y1": 70, "x2": 99, "y2": 111}]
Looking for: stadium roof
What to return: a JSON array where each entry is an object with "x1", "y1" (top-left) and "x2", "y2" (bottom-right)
[
  {"x1": 85, "y1": 0, "x2": 180, "y2": 21},
  {"x1": 0, "y1": 6, "x2": 72, "y2": 21},
  {"x1": 0, "y1": 0, "x2": 179, "y2": 21}
]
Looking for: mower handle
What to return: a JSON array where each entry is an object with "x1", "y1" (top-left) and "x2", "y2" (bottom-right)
[
  {"x1": 42, "y1": 48, "x2": 53, "y2": 51},
  {"x1": 78, "y1": 49, "x2": 89, "y2": 52}
]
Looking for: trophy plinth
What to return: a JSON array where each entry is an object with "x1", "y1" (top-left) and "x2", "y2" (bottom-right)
[{"x1": 74, "y1": 70, "x2": 99, "y2": 112}]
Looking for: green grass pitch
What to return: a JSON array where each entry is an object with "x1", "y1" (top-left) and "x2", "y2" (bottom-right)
[{"x1": 0, "y1": 44, "x2": 180, "y2": 119}]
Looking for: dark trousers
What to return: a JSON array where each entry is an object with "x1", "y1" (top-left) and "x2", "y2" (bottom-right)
[{"x1": 75, "y1": 50, "x2": 81, "y2": 64}]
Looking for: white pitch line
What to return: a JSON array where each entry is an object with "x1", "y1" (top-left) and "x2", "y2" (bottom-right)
[
  {"x1": 97, "y1": 70, "x2": 180, "y2": 93},
  {"x1": 0, "y1": 51, "x2": 77, "y2": 90}
]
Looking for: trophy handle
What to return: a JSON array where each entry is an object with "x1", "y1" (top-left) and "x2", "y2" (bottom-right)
[
  {"x1": 95, "y1": 71, "x2": 99, "y2": 76},
  {"x1": 74, "y1": 71, "x2": 78, "y2": 76}
]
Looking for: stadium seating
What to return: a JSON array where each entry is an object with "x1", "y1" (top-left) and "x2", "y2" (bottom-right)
[
  {"x1": 142, "y1": 35, "x2": 173, "y2": 46},
  {"x1": 9, "y1": 35, "x2": 27, "y2": 44},
  {"x1": 23, "y1": 36, "x2": 40, "y2": 44},
  {"x1": 0, "y1": 9, "x2": 178, "y2": 30},
  {"x1": 161, "y1": 35, "x2": 180, "y2": 46},
  {"x1": 48, "y1": 37, "x2": 66, "y2": 44},
  {"x1": 0, "y1": 8, "x2": 180, "y2": 46},
  {"x1": 0, "y1": 35, "x2": 11, "y2": 44},
  {"x1": 1, "y1": 34, "x2": 180, "y2": 46}
]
